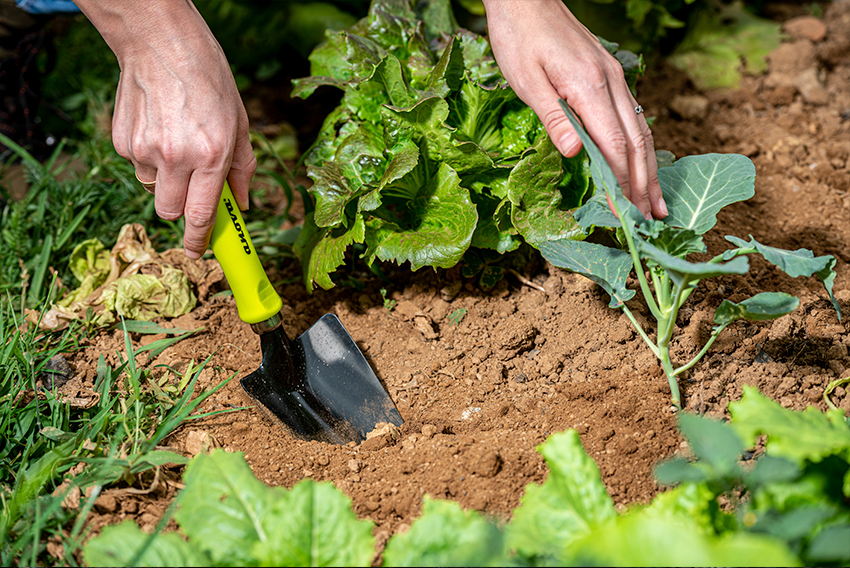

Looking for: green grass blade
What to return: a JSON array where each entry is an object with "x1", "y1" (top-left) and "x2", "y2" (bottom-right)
[{"x1": 26, "y1": 235, "x2": 53, "y2": 307}]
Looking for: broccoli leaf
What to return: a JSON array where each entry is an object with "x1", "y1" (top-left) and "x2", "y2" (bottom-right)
[
  {"x1": 539, "y1": 238, "x2": 635, "y2": 307},
  {"x1": 637, "y1": 237, "x2": 749, "y2": 288},
  {"x1": 725, "y1": 235, "x2": 841, "y2": 320},
  {"x1": 657, "y1": 153, "x2": 756, "y2": 234},
  {"x1": 714, "y1": 292, "x2": 800, "y2": 326}
]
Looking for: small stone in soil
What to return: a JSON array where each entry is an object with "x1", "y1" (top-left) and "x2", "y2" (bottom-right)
[{"x1": 421, "y1": 424, "x2": 438, "y2": 438}]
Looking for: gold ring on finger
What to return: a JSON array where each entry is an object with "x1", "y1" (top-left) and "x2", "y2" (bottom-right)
[{"x1": 135, "y1": 171, "x2": 156, "y2": 194}]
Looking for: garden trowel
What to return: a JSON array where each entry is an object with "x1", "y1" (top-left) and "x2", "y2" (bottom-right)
[{"x1": 209, "y1": 182, "x2": 403, "y2": 444}]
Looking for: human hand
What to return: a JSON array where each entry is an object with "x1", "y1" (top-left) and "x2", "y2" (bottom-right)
[
  {"x1": 482, "y1": 0, "x2": 666, "y2": 220},
  {"x1": 75, "y1": 0, "x2": 257, "y2": 259}
]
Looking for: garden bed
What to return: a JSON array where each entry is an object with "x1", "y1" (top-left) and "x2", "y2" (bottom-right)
[{"x1": 64, "y1": 1, "x2": 849, "y2": 553}]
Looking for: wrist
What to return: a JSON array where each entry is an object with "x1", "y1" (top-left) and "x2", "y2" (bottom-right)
[{"x1": 74, "y1": 0, "x2": 216, "y2": 64}]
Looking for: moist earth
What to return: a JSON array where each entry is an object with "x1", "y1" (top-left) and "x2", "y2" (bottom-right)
[{"x1": 62, "y1": 2, "x2": 850, "y2": 558}]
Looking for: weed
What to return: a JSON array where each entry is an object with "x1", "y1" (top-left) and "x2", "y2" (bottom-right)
[
  {"x1": 447, "y1": 308, "x2": 467, "y2": 326},
  {"x1": 380, "y1": 288, "x2": 396, "y2": 313}
]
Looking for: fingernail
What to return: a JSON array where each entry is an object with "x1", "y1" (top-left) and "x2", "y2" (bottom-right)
[
  {"x1": 185, "y1": 249, "x2": 201, "y2": 260},
  {"x1": 657, "y1": 197, "x2": 668, "y2": 218},
  {"x1": 558, "y1": 135, "x2": 581, "y2": 157}
]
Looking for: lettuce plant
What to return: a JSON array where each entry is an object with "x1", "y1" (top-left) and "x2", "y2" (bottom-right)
[
  {"x1": 289, "y1": 0, "x2": 643, "y2": 290},
  {"x1": 539, "y1": 100, "x2": 841, "y2": 409},
  {"x1": 82, "y1": 387, "x2": 850, "y2": 566}
]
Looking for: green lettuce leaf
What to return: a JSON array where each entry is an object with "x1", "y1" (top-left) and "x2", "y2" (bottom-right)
[
  {"x1": 563, "y1": 514, "x2": 799, "y2": 567},
  {"x1": 506, "y1": 430, "x2": 616, "y2": 564},
  {"x1": 363, "y1": 162, "x2": 476, "y2": 270},
  {"x1": 383, "y1": 498, "x2": 505, "y2": 567},
  {"x1": 295, "y1": 212, "x2": 366, "y2": 291},
  {"x1": 253, "y1": 480, "x2": 375, "y2": 567},
  {"x1": 507, "y1": 136, "x2": 589, "y2": 246},
  {"x1": 84, "y1": 521, "x2": 211, "y2": 567},
  {"x1": 173, "y1": 450, "x2": 282, "y2": 566},
  {"x1": 729, "y1": 386, "x2": 850, "y2": 466}
]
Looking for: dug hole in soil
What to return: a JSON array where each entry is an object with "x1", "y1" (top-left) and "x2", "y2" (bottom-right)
[{"x1": 67, "y1": 2, "x2": 850, "y2": 553}]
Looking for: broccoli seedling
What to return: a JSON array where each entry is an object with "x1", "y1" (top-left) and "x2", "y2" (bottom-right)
[{"x1": 540, "y1": 100, "x2": 841, "y2": 409}]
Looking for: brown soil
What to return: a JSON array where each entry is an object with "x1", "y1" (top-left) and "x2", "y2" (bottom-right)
[{"x1": 65, "y1": 1, "x2": 850, "y2": 554}]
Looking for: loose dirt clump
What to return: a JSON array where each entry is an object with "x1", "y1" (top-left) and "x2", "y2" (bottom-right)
[{"x1": 66, "y1": 0, "x2": 849, "y2": 547}]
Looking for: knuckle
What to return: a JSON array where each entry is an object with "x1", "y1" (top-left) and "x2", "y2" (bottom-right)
[
  {"x1": 602, "y1": 131, "x2": 629, "y2": 157},
  {"x1": 630, "y1": 131, "x2": 648, "y2": 154},
  {"x1": 183, "y1": 203, "x2": 218, "y2": 230}
]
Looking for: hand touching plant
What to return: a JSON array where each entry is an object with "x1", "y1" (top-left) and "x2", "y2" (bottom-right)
[
  {"x1": 541, "y1": 101, "x2": 841, "y2": 409},
  {"x1": 482, "y1": 0, "x2": 666, "y2": 220}
]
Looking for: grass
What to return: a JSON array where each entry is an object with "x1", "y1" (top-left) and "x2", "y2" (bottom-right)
[
  {"x1": 0, "y1": 131, "x2": 250, "y2": 566},
  {"x1": 0, "y1": 293, "x2": 239, "y2": 565}
]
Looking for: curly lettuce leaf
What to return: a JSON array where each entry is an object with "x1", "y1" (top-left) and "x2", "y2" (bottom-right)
[{"x1": 363, "y1": 162, "x2": 477, "y2": 270}]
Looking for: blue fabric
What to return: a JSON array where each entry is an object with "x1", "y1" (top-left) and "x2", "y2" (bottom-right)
[{"x1": 15, "y1": 0, "x2": 80, "y2": 14}]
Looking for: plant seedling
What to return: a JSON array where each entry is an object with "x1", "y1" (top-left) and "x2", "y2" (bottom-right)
[
  {"x1": 380, "y1": 288, "x2": 397, "y2": 312},
  {"x1": 447, "y1": 308, "x2": 467, "y2": 326},
  {"x1": 540, "y1": 100, "x2": 841, "y2": 409}
]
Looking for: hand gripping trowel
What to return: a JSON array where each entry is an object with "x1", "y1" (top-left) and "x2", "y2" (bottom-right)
[{"x1": 209, "y1": 182, "x2": 403, "y2": 444}]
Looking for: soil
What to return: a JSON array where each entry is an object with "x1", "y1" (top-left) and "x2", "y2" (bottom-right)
[{"x1": 62, "y1": 1, "x2": 850, "y2": 558}]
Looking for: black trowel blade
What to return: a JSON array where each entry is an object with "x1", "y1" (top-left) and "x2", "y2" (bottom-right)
[{"x1": 241, "y1": 314, "x2": 403, "y2": 444}]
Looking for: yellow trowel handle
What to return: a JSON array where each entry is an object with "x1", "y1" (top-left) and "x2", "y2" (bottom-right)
[{"x1": 210, "y1": 182, "x2": 282, "y2": 324}]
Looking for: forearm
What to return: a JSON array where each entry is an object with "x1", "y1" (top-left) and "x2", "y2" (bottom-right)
[{"x1": 74, "y1": 0, "x2": 221, "y2": 67}]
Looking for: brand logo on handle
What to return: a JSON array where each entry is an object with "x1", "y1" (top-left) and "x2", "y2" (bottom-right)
[{"x1": 223, "y1": 198, "x2": 252, "y2": 255}]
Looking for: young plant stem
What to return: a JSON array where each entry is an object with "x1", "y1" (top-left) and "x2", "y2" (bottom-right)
[
  {"x1": 673, "y1": 324, "x2": 728, "y2": 377},
  {"x1": 654, "y1": 279, "x2": 690, "y2": 409},
  {"x1": 620, "y1": 304, "x2": 660, "y2": 358},
  {"x1": 609, "y1": 200, "x2": 662, "y2": 321}
]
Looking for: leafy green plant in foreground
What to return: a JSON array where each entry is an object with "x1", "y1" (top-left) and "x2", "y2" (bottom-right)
[
  {"x1": 539, "y1": 100, "x2": 841, "y2": 409},
  {"x1": 83, "y1": 386, "x2": 850, "y2": 566},
  {"x1": 290, "y1": 0, "x2": 644, "y2": 291}
]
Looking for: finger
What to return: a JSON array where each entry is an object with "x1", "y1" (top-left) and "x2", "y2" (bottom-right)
[
  {"x1": 182, "y1": 170, "x2": 226, "y2": 259},
  {"x1": 569, "y1": 89, "x2": 632, "y2": 205},
  {"x1": 640, "y1": 118, "x2": 667, "y2": 218},
  {"x1": 227, "y1": 118, "x2": 257, "y2": 211},
  {"x1": 511, "y1": 69, "x2": 583, "y2": 157},
  {"x1": 609, "y1": 89, "x2": 653, "y2": 219},
  {"x1": 153, "y1": 166, "x2": 190, "y2": 223}
]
